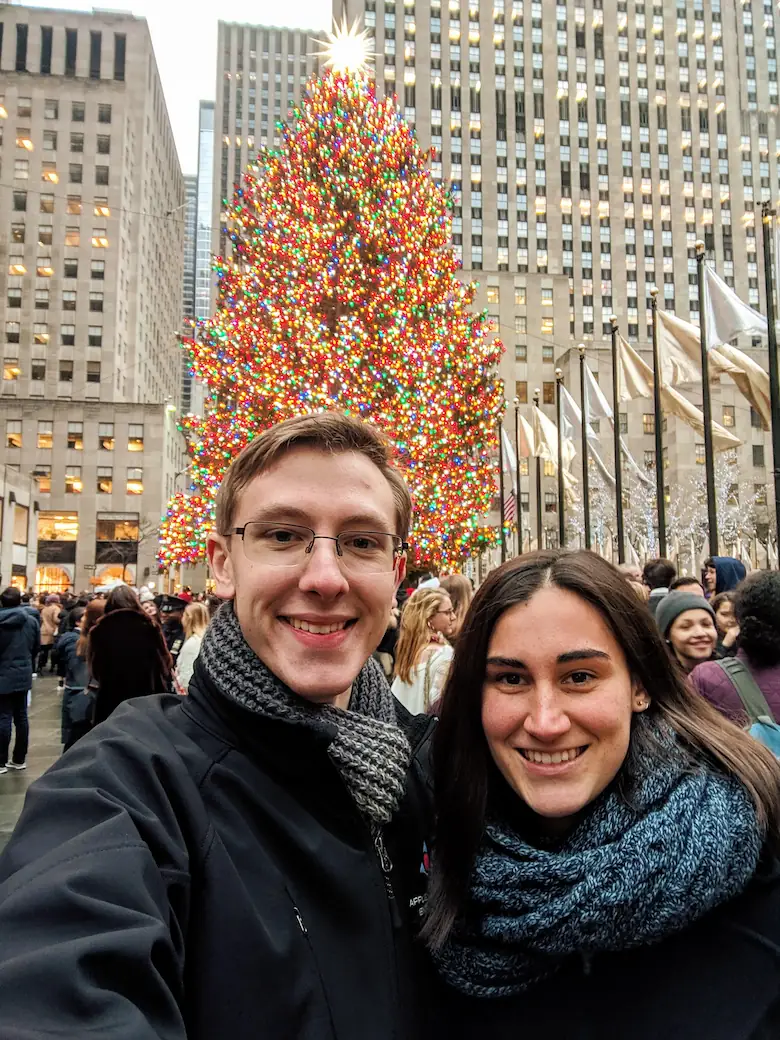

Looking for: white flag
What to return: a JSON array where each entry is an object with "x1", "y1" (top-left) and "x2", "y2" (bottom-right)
[
  {"x1": 657, "y1": 310, "x2": 703, "y2": 386},
  {"x1": 561, "y1": 383, "x2": 614, "y2": 488},
  {"x1": 583, "y1": 364, "x2": 614, "y2": 422},
  {"x1": 517, "y1": 414, "x2": 536, "y2": 458},
  {"x1": 703, "y1": 264, "x2": 767, "y2": 349},
  {"x1": 501, "y1": 427, "x2": 517, "y2": 494}
]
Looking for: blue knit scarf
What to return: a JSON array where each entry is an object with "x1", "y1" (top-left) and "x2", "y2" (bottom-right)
[{"x1": 434, "y1": 738, "x2": 762, "y2": 998}]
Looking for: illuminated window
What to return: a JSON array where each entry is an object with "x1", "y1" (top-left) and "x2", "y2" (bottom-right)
[
  {"x1": 67, "y1": 195, "x2": 82, "y2": 214},
  {"x1": 695, "y1": 442, "x2": 705, "y2": 464},
  {"x1": 32, "y1": 464, "x2": 51, "y2": 493},
  {"x1": 515, "y1": 381, "x2": 528, "y2": 403},
  {"x1": 642, "y1": 413, "x2": 656, "y2": 435},
  {"x1": 128, "y1": 424, "x2": 144, "y2": 452},
  {"x1": 33, "y1": 323, "x2": 49, "y2": 344},
  {"x1": 541, "y1": 288, "x2": 553, "y2": 306},
  {"x1": 41, "y1": 161, "x2": 58, "y2": 183},
  {"x1": 515, "y1": 286, "x2": 526, "y2": 306},
  {"x1": 543, "y1": 381, "x2": 555, "y2": 404},
  {"x1": 126, "y1": 468, "x2": 143, "y2": 495},
  {"x1": 37, "y1": 421, "x2": 53, "y2": 449},
  {"x1": 99, "y1": 423, "x2": 114, "y2": 450},
  {"x1": 65, "y1": 466, "x2": 83, "y2": 494},
  {"x1": 722, "y1": 405, "x2": 735, "y2": 427},
  {"x1": 3, "y1": 357, "x2": 20, "y2": 381},
  {"x1": 97, "y1": 467, "x2": 113, "y2": 494},
  {"x1": 541, "y1": 316, "x2": 554, "y2": 336},
  {"x1": 65, "y1": 227, "x2": 80, "y2": 247},
  {"x1": 6, "y1": 420, "x2": 22, "y2": 448},
  {"x1": 543, "y1": 459, "x2": 556, "y2": 476},
  {"x1": 515, "y1": 315, "x2": 527, "y2": 333},
  {"x1": 67, "y1": 422, "x2": 83, "y2": 450},
  {"x1": 40, "y1": 194, "x2": 54, "y2": 213},
  {"x1": 486, "y1": 285, "x2": 500, "y2": 304}
]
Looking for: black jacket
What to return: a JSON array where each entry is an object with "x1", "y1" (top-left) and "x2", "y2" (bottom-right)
[
  {"x1": 428, "y1": 857, "x2": 780, "y2": 1040},
  {"x1": 56, "y1": 629, "x2": 88, "y2": 689},
  {"x1": 0, "y1": 605, "x2": 40, "y2": 695},
  {"x1": 0, "y1": 660, "x2": 435, "y2": 1039}
]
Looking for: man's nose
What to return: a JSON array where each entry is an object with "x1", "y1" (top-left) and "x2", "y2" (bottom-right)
[{"x1": 297, "y1": 538, "x2": 350, "y2": 597}]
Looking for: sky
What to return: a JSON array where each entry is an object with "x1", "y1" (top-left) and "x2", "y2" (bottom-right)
[{"x1": 25, "y1": 0, "x2": 333, "y2": 174}]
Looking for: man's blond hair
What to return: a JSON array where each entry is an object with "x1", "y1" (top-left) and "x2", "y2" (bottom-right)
[{"x1": 215, "y1": 411, "x2": 413, "y2": 539}]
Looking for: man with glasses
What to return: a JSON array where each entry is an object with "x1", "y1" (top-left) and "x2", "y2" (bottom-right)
[{"x1": 0, "y1": 413, "x2": 435, "y2": 1039}]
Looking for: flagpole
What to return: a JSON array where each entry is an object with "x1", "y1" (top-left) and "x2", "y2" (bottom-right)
[
  {"x1": 695, "y1": 241, "x2": 719, "y2": 556},
  {"x1": 650, "y1": 290, "x2": 668, "y2": 557},
  {"x1": 533, "y1": 387, "x2": 543, "y2": 550},
  {"x1": 610, "y1": 315, "x2": 625, "y2": 563},
  {"x1": 760, "y1": 203, "x2": 780, "y2": 556},
  {"x1": 578, "y1": 345, "x2": 592, "y2": 550},
  {"x1": 555, "y1": 368, "x2": 566, "y2": 547},
  {"x1": 513, "y1": 396, "x2": 524, "y2": 555},
  {"x1": 498, "y1": 417, "x2": 507, "y2": 563}
]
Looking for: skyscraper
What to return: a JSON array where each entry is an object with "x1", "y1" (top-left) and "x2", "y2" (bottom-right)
[
  {"x1": 0, "y1": 7, "x2": 187, "y2": 590},
  {"x1": 182, "y1": 174, "x2": 197, "y2": 413}
]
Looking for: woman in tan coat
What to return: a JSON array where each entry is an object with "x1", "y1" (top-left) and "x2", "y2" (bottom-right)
[{"x1": 38, "y1": 594, "x2": 62, "y2": 673}]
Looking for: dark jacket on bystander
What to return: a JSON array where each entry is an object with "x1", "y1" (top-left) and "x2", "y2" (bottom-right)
[
  {"x1": 0, "y1": 607, "x2": 40, "y2": 696},
  {"x1": 690, "y1": 650, "x2": 780, "y2": 724}
]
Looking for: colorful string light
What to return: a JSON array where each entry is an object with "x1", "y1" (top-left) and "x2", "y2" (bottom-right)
[{"x1": 159, "y1": 67, "x2": 504, "y2": 570}]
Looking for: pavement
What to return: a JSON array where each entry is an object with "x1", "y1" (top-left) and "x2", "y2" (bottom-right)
[{"x1": 0, "y1": 672, "x2": 62, "y2": 855}]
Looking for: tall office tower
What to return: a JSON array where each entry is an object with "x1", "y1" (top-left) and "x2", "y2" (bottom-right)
[
  {"x1": 213, "y1": 22, "x2": 325, "y2": 260},
  {"x1": 181, "y1": 174, "x2": 197, "y2": 413},
  {"x1": 340, "y1": 0, "x2": 777, "y2": 552},
  {"x1": 0, "y1": 7, "x2": 186, "y2": 592},
  {"x1": 194, "y1": 101, "x2": 215, "y2": 325}
]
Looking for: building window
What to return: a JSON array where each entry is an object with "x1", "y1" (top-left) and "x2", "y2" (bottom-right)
[
  {"x1": 38, "y1": 421, "x2": 53, "y2": 449},
  {"x1": 644, "y1": 450, "x2": 655, "y2": 470},
  {"x1": 41, "y1": 27, "x2": 53, "y2": 75},
  {"x1": 43, "y1": 130, "x2": 57, "y2": 150},
  {"x1": 543, "y1": 382, "x2": 555, "y2": 404},
  {"x1": 753, "y1": 444, "x2": 765, "y2": 467},
  {"x1": 98, "y1": 423, "x2": 114, "y2": 450},
  {"x1": 70, "y1": 132, "x2": 84, "y2": 152},
  {"x1": 15, "y1": 159, "x2": 30, "y2": 180},
  {"x1": 89, "y1": 292, "x2": 104, "y2": 312},
  {"x1": 515, "y1": 287, "x2": 527, "y2": 306},
  {"x1": 65, "y1": 467, "x2": 83, "y2": 494},
  {"x1": 67, "y1": 195, "x2": 82, "y2": 214},
  {"x1": 91, "y1": 259, "x2": 105, "y2": 279},
  {"x1": 64, "y1": 258, "x2": 78, "y2": 278},
  {"x1": 541, "y1": 316, "x2": 554, "y2": 336},
  {"x1": 67, "y1": 421, "x2": 83, "y2": 450},
  {"x1": 32, "y1": 464, "x2": 51, "y2": 494},
  {"x1": 543, "y1": 460, "x2": 556, "y2": 477},
  {"x1": 37, "y1": 257, "x2": 54, "y2": 277},
  {"x1": 61, "y1": 324, "x2": 76, "y2": 346},
  {"x1": 126, "y1": 468, "x2": 143, "y2": 495},
  {"x1": 3, "y1": 358, "x2": 20, "y2": 382},
  {"x1": 98, "y1": 104, "x2": 112, "y2": 124},
  {"x1": 89, "y1": 30, "x2": 102, "y2": 79},
  {"x1": 13, "y1": 191, "x2": 27, "y2": 212},
  {"x1": 750, "y1": 407, "x2": 763, "y2": 429},
  {"x1": 515, "y1": 315, "x2": 527, "y2": 334},
  {"x1": 87, "y1": 361, "x2": 101, "y2": 383},
  {"x1": 31, "y1": 359, "x2": 45, "y2": 382},
  {"x1": 71, "y1": 101, "x2": 85, "y2": 122},
  {"x1": 515, "y1": 381, "x2": 528, "y2": 403},
  {"x1": 88, "y1": 326, "x2": 102, "y2": 347},
  {"x1": 97, "y1": 467, "x2": 113, "y2": 494},
  {"x1": 35, "y1": 289, "x2": 49, "y2": 309},
  {"x1": 40, "y1": 194, "x2": 54, "y2": 213},
  {"x1": 696, "y1": 443, "x2": 706, "y2": 465},
  {"x1": 17, "y1": 97, "x2": 32, "y2": 119},
  {"x1": 69, "y1": 164, "x2": 83, "y2": 184},
  {"x1": 44, "y1": 98, "x2": 58, "y2": 120},
  {"x1": 486, "y1": 285, "x2": 500, "y2": 304},
  {"x1": 722, "y1": 405, "x2": 735, "y2": 428},
  {"x1": 6, "y1": 420, "x2": 22, "y2": 449},
  {"x1": 6, "y1": 322, "x2": 21, "y2": 344},
  {"x1": 65, "y1": 227, "x2": 80, "y2": 247},
  {"x1": 65, "y1": 28, "x2": 78, "y2": 77},
  {"x1": 114, "y1": 33, "x2": 126, "y2": 81},
  {"x1": 59, "y1": 360, "x2": 74, "y2": 382},
  {"x1": 128, "y1": 424, "x2": 144, "y2": 452},
  {"x1": 33, "y1": 323, "x2": 49, "y2": 344},
  {"x1": 541, "y1": 288, "x2": 553, "y2": 306},
  {"x1": 95, "y1": 166, "x2": 109, "y2": 186},
  {"x1": 62, "y1": 291, "x2": 77, "y2": 311},
  {"x1": 642, "y1": 413, "x2": 655, "y2": 435},
  {"x1": 97, "y1": 135, "x2": 110, "y2": 154},
  {"x1": 92, "y1": 230, "x2": 108, "y2": 248},
  {"x1": 16, "y1": 25, "x2": 28, "y2": 72},
  {"x1": 38, "y1": 226, "x2": 53, "y2": 247},
  {"x1": 545, "y1": 490, "x2": 557, "y2": 513}
]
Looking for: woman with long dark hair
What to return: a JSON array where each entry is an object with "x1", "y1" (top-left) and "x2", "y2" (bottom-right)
[
  {"x1": 425, "y1": 550, "x2": 780, "y2": 1038},
  {"x1": 60, "y1": 599, "x2": 104, "y2": 750},
  {"x1": 88, "y1": 609, "x2": 173, "y2": 725}
]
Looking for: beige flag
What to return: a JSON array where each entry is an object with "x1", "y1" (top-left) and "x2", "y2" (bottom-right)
[
  {"x1": 711, "y1": 343, "x2": 771, "y2": 431},
  {"x1": 517, "y1": 414, "x2": 536, "y2": 458},
  {"x1": 616, "y1": 337, "x2": 741, "y2": 452}
]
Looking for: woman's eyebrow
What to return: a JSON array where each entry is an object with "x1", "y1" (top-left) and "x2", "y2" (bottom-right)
[{"x1": 486, "y1": 649, "x2": 611, "y2": 668}]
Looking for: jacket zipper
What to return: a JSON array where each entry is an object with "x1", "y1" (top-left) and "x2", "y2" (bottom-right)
[{"x1": 373, "y1": 826, "x2": 402, "y2": 929}]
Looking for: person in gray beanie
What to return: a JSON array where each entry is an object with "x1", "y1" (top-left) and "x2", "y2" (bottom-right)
[
  {"x1": 656, "y1": 591, "x2": 718, "y2": 674},
  {"x1": 0, "y1": 413, "x2": 435, "y2": 1040}
]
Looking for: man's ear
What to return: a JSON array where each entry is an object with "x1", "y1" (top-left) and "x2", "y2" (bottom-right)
[
  {"x1": 393, "y1": 555, "x2": 407, "y2": 593},
  {"x1": 207, "y1": 532, "x2": 236, "y2": 600}
]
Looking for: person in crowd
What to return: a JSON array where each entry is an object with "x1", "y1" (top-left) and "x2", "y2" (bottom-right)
[
  {"x1": 626, "y1": 579, "x2": 650, "y2": 603},
  {"x1": 57, "y1": 601, "x2": 104, "y2": 751},
  {"x1": 439, "y1": 575, "x2": 474, "y2": 643},
  {"x1": 176, "y1": 601, "x2": 210, "y2": 692},
  {"x1": 656, "y1": 591, "x2": 719, "y2": 674},
  {"x1": 0, "y1": 587, "x2": 40, "y2": 775},
  {"x1": 670, "y1": 575, "x2": 706, "y2": 596},
  {"x1": 704, "y1": 556, "x2": 747, "y2": 597},
  {"x1": 139, "y1": 590, "x2": 161, "y2": 623},
  {"x1": 424, "y1": 550, "x2": 780, "y2": 1037},
  {"x1": 616, "y1": 562, "x2": 642, "y2": 583},
  {"x1": 642, "y1": 558, "x2": 676, "y2": 617},
  {"x1": 157, "y1": 594, "x2": 187, "y2": 664},
  {"x1": 87, "y1": 609, "x2": 173, "y2": 724},
  {"x1": 392, "y1": 588, "x2": 456, "y2": 714},
  {"x1": 690, "y1": 572, "x2": 780, "y2": 725},
  {"x1": 0, "y1": 412, "x2": 434, "y2": 1039},
  {"x1": 709, "y1": 590, "x2": 740, "y2": 659},
  {"x1": 37, "y1": 594, "x2": 61, "y2": 673},
  {"x1": 103, "y1": 584, "x2": 142, "y2": 614}
]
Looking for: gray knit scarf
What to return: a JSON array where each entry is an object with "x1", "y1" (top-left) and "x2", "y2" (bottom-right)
[
  {"x1": 434, "y1": 730, "x2": 762, "y2": 997},
  {"x1": 199, "y1": 602, "x2": 411, "y2": 827}
]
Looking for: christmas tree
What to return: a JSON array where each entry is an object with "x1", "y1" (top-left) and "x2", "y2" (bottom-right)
[{"x1": 162, "y1": 29, "x2": 504, "y2": 570}]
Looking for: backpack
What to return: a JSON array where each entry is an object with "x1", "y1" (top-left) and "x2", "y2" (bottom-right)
[{"x1": 716, "y1": 657, "x2": 780, "y2": 759}]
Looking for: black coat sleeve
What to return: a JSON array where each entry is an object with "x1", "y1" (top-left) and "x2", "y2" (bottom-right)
[{"x1": 0, "y1": 710, "x2": 205, "y2": 1039}]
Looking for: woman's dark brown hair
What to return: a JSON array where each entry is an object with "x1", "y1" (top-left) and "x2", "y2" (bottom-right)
[
  {"x1": 103, "y1": 585, "x2": 142, "y2": 615},
  {"x1": 424, "y1": 550, "x2": 780, "y2": 949},
  {"x1": 76, "y1": 599, "x2": 105, "y2": 658}
]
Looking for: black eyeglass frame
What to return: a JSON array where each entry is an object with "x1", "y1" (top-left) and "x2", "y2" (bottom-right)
[{"x1": 231, "y1": 522, "x2": 409, "y2": 560}]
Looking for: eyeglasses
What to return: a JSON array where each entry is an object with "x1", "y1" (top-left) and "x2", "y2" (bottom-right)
[
  {"x1": 435, "y1": 608, "x2": 457, "y2": 619},
  {"x1": 232, "y1": 522, "x2": 408, "y2": 575}
]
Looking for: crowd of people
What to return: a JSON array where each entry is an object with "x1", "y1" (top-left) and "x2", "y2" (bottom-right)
[
  {"x1": 0, "y1": 584, "x2": 222, "y2": 769},
  {"x1": 1, "y1": 409, "x2": 780, "y2": 1037}
]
